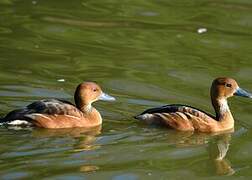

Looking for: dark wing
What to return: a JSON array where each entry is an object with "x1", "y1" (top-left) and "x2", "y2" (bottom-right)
[
  {"x1": 1, "y1": 99, "x2": 82, "y2": 122},
  {"x1": 137, "y1": 104, "x2": 215, "y2": 120},
  {"x1": 26, "y1": 99, "x2": 77, "y2": 114},
  {"x1": 135, "y1": 104, "x2": 217, "y2": 132}
]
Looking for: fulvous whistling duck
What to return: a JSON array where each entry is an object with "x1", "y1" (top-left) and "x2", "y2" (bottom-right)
[
  {"x1": 135, "y1": 77, "x2": 252, "y2": 133},
  {"x1": 0, "y1": 82, "x2": 115, "y2": 128}
]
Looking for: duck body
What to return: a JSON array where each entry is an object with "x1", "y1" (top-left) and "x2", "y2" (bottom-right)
[
  {"x1": 1, "y1": 82, "x2": 115, "y2": 129},
  {"x1": 135, "y1": 104, "x2": 232, "y2": 133},
  {"x1": 135, "y1": 77, "x2": 252, "y2": 133}
]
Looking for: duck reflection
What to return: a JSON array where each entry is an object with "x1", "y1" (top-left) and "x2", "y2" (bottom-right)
[
  {"x1": 32, "y1": 125, "x2": 102, "y2": 151},
  {"x1": 32, "y1": 125, "x2": 102, "y2": 173},
  {"x1": 166, "y1": 130, "x2": 234, "y2": 176},
  {"x1": 208, "y1": 133, "x2": 235, "y2": 176}
]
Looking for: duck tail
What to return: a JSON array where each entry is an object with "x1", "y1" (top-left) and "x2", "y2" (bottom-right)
[
  {"x1": 0, "y1": 116, "x2": 8, "y2": 124},
  {"x1": 134, "y1": 114, "x2": 150, "y2": 121},
  {"x1": 134, "y1": 114, "x2": 142, "y2": 120}
]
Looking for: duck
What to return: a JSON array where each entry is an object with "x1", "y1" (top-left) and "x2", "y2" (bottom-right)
[
  {"x1": 135, "y1": 77, "x2": 252, "y2": 133},
  {"x1": 0, "y1": 82, "x2": 115, "y2": 129}
]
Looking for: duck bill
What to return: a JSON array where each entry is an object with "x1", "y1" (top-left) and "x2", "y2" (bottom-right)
[
  {"x1": 234, "y1": 87, "x2": 252, "y2": 98},
  {"x1": 98, "y1": 92, "x2": 116, "y2": 101}
]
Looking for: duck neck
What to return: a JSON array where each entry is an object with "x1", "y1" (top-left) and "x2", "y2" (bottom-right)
[
  {"x1": 74, "y1": 92, "x2": 93, "y2": 114},
  {"x1": 80, "y1": 103, "x2": 93, "y2": 114},
  {"x1": 211, "y1": 97, "x2": 234, "y2": 129}
]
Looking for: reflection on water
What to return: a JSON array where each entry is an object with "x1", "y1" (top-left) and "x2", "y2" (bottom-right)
[
  {"x1": 80, "y1": 165, "x2": 100, "y2": 173},
  {"x1": 32, "y1": 126, "x2": 102, "y2": 173},
  {"x1": 208, "y1": 133, "x2": 234, "y2": 176},
  {"x1": 33, "y1": 126, "x2": 102, "y2": 152},
  {"x1": 160, "y1": 130, "x2": 234, "y2": 176},
  {"x1": 0, "y1": 0, "x2": 252, "y2": 179}
]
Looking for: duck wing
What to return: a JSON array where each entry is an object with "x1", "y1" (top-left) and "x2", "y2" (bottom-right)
[
  {"x1": 135, "y1": 104, "x2": 217, "y2": 132},
  {"x1": 1, "y1": 99, "x2": 82, "y2": 123}
]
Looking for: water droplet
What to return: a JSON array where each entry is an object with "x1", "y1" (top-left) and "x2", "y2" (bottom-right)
[
  {"x1": 57, "y1": 79, "x2": 65, "y2": 82},
  {"x1": 197, "y1": 28, "x2": 207, "y2": 34}
]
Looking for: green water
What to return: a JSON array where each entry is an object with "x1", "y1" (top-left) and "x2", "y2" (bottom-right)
[{"x1": 0, "y1": 0, "x2": 252, "y2": 179}]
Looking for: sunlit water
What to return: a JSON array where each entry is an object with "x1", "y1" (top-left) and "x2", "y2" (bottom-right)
[{"x1": 0, "y1": 0, "x2": 252, "y2": 179}]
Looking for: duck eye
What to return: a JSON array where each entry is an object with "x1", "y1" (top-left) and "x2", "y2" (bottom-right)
[{"x1": 226, "y1": 83, "x2": 232, "y2": 88}]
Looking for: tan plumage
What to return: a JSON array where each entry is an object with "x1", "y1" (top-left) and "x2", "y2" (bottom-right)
[
  {"x1": 1, "y1": 82, "x2": 115, "y2": 129},
  {"x1": 135, "y1": 77, "x2": 252, "y2": 133}
]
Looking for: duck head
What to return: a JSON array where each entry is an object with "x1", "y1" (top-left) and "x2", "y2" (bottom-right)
[
  {"x1": 211, "y1": 77, "x2": 252, "y2": 100},
  {"x1": 74, "y1": 82, "x2": 115, "y2": 109}
]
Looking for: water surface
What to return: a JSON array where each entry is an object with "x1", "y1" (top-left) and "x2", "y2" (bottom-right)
[{"x1": 0, "y1": 0, "x2": 252, "y2": 179}]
